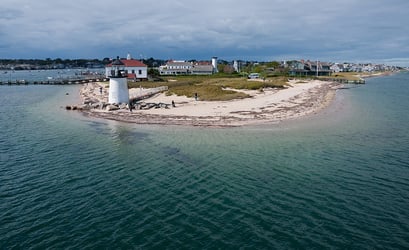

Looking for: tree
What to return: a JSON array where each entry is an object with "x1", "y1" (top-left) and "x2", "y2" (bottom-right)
[
  {"x1": 266, "y1": 61, "x2": 280, "y2": 68},
  {"x1": 148, "y1": 68, "x2": 159, "y2": 76},
  {"x1": 55, "y1": 58, "x2": 63, "y2": 64},
  {"x1": 223, "y1": 65, "x2": 235, "y2": 74},
  {"x1": 217, "y1": 63, "x2": 225, "y2": 73}
]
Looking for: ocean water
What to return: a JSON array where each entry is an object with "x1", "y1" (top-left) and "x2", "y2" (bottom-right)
[
  {"x1": 1, "y1": 72, "x2": 409, "y2": 249},
  {"x1": 0, "y1": 69, "x2": 104, "y2": 82}
]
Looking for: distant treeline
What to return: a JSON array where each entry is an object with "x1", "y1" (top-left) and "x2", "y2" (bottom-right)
[
  {"x1": 0, "y1": 57, "x2": 167, "y2": 70},
  {"x1": 0, "y1": 58, "x2": 299, "y2": 73}
]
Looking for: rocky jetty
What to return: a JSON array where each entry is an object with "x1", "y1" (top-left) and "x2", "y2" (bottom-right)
[{"x1": 66, "y1": 82, "x2": 171, "y2": 112}]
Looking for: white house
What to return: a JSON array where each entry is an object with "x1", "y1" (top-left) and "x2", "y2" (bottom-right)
[
  {"x1": 159, "y1": 60, "x2": 214, "y2": 75},
  {"x1": 191, "y1": 65, "x2": 213, "y2": 75},
  {"x1": 330, "y1": 63, "x2": 344, "y2": 73},
  {"x1": 105, "y1": 55, "x2": 147, "y2": 81},
  {"x1": 159, "y1": 61, "x2": 193, "y2": 75}
]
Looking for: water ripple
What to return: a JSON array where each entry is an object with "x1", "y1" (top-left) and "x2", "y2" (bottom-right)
[{"x1": 2, "y1": 77, "x2": 409, "y2": 249}]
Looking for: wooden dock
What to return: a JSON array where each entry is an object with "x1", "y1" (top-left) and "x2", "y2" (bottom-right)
[
  {"x1": 318, "y1": 77, "x2": 365, "y2": 84},
  {"x1": 0, "y1": 77, "x2": 109, "y2": 86}
]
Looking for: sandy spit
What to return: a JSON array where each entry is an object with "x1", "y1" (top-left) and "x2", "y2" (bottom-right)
[{"x1": 77, "y1": 79, "x2": 341, "y2": 127}]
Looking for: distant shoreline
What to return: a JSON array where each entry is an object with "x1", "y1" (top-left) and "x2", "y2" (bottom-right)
[
  {"x1": 74, "y1": 79, "x2": 342, "y2": 127},
  {"x1": 358, "y1": 71, "x2": 397, "y2": 79}
]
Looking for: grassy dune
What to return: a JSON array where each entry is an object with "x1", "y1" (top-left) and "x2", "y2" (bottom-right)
[
  {"x1": 327, "y1": 72, "x2": 363, "y2": 81},
  {"x1": 128, "y1": 75, "x2": 289, "y2": 101}
]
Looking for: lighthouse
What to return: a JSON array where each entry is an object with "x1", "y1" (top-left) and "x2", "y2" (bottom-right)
[
  {"x1": 108, "y1": 56, "x2": 129, "y2": 104},
  {"x1": 211, "y1": 57, "x2": 218, "y2": 73}
]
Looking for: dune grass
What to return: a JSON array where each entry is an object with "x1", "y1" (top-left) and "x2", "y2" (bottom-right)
[
  {"x1": 328, "y1": 72, "x2": 363, "y2": 81},
  {"x1": 167, "y1": 85, "x2": 249, "y2": 101},
  {"x1": 128, "y1": 75, "x2": 289, "y2": 101}
]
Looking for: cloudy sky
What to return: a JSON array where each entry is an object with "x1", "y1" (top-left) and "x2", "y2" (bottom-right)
[{"x1": 1, "y1": 0, "x2": 409, "y2": 65}]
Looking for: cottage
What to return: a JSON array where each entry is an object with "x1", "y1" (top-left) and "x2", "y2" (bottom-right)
[
  {"x1": 105, "y1": 54, "x2": 147, "y2": 81},
  {"x1": 159, "y1": 61, "x2": 193, "y2": 75},
  {"x1": 330, "y1": 63, "x2": 344, "y2": 73},
  {"x1": 289, "y1": 60, "x2": 332, "y2": 76},
  {"x1": 191, "y1": 65, "x2": 214, "y2": 75},
  {"x1": 159, "y1": 60, "x2": 214, "y2": 75}
]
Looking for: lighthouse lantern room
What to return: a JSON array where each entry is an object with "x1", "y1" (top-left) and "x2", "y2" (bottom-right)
[{"x1": 108, "y1": 56, "x2": 129, "y2": 104}]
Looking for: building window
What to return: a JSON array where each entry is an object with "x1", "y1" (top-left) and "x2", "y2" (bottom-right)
[
  {"x1": 138, "y1": 70, "x2": 142, "y2": 75},
  {"x1": 132, "y1": 70, "x2": 135, "y2": 74}
]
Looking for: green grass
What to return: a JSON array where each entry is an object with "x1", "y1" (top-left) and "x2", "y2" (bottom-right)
[
  {"x1": 127, "y1": 75, "x2": 289, "y2": 101},
  {"x1": 327, "y1": 72, "x2": 362, "y2": 81},
  {"x1": 167, "y1": 85, "x2": 249, "y2": 101}
]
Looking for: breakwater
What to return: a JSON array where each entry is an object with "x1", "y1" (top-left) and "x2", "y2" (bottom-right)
[
  {"x1": 66, "y1": 82, "x2": 170, "y2": 112},
  {"x1": 129, "y1": 86, "x2": 169, "y2": 102}
]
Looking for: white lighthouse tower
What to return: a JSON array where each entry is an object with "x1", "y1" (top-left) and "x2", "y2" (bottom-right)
[
  {"x1": 211, "y1": 57, "x2": 218, "y2": 73},
  {"x1": 108, "y1": 56, "x2": 129, "y2": 104}
]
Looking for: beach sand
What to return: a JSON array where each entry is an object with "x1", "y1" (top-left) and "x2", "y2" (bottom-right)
[{"x1": 77, "y1": 79, "x2": 340, "y2": 127}]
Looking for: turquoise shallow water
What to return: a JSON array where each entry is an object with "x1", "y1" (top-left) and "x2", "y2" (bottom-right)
[{"x1": 1, "y1": 73, "x2": 409, "y2": 249}]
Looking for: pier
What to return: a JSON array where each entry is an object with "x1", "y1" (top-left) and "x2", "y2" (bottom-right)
[
  {"x1": 0, "y1": 76, "x2": 109, "y2": 86},
  {"x1": 318, "y1": 77, "x2": 365, "y2": 84}
]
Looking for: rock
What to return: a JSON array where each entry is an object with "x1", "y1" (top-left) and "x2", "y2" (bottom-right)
[
  {"x1": 83, "y1": 97, "x2": 92, "y2": 104},
  {"x1": 90, "y1": 98, "x2": 99, "y2": 104},
  {"x1": 80, "y1": 104, "x2": 91, "y2": 110},
  {"x1": 106, "y1": 104, "x2": 119, "y2": 111},
  {"x1": 119, "y1": 103, "x2": 128, "y2": 109},
  {"x1": 65, "y1": 105, "x2": 72, "y2": 110}
]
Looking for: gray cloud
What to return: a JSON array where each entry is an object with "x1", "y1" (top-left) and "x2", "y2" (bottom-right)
[{"x1": 0, "y1": 0, "x2": 408, "y2": 65}]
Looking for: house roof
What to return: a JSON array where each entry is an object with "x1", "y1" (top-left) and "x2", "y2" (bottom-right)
[
  {"x1": 166, "y1": 61, "x2": 193, "y2": 67},
  {"x1": 192, "y1": 65, "x2": 213, "y2": 72},
  {"x1": 106, "y1": 59, "x2": 147, "y2": 67},
  {"x1": 195, "y1": 61, "x2": 211, "y2": 66}
]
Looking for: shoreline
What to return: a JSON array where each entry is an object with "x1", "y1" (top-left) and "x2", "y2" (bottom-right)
[{"x1": 75, "y1": 80, "x2": 342, "y2": 127}]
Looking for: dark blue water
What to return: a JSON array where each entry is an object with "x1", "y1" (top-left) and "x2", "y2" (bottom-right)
[{"x1": 1, "y1": 73, "x2": 409, "y2": 249}]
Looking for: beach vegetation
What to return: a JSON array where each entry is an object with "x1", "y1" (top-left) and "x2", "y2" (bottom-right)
[
  {"x1": 166, "y1": 85, "x2": 249, "y2": 101},
  {"x1": 128, "y1": 75, "x2": 289, "y2": 101},
  {"x1": 324, "y1": 72, "x2": 362, "y2": 81}
]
